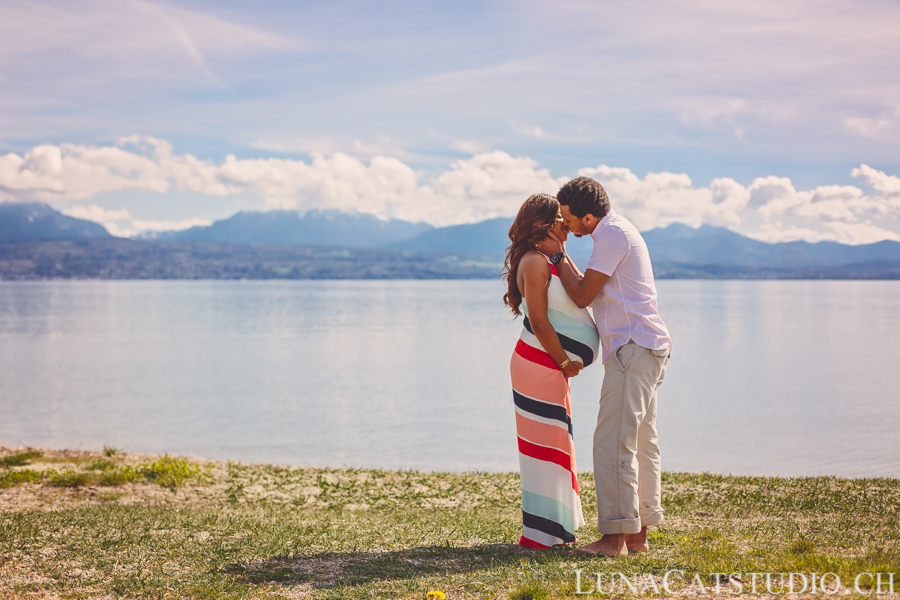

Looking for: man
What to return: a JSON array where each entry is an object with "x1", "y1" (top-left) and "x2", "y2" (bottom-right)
[{"x1": 536, "y1": 176, "x2": 671, "y2": 557}]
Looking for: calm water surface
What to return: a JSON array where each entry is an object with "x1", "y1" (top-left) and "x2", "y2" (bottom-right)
[{"x1": 1, "y1": 280, "x2": 898, "y2": 477}]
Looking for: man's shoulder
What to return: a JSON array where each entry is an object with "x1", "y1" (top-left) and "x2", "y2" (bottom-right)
[
  {"x1": 608, "y1": 213, "x2": 640, "y2": 231},
  {"x1": 597, "y1": 214, "x2": 643, "y2": 242},
  {"x1": 594, "y1": 217, "x2": 630, "y2": 243}
]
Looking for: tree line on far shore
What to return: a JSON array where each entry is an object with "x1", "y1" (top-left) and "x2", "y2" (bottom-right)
[{"x1": 2, "y1": 239, "x2": 899, "y2": 281}]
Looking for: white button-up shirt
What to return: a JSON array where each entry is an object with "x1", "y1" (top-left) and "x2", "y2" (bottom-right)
[{"x1": 586, "y1": 210, "x2": 672, "y2": 364}]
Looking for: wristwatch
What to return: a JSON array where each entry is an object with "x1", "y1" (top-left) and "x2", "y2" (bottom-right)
[{"x1": 549, "y1": 252, "x2": 566, "y2": 265}]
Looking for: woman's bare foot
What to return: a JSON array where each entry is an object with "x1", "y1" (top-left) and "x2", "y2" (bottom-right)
[
  {"x1": 625, "y1": 527, "x2": 649, "y2": 552},
  {"x1": 569, "y1": 534, "x2": 627, "y2": 557}
]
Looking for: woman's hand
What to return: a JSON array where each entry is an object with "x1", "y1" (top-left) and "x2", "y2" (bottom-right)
[{"x1": 562, "y1": 361, "x2": 583, "y2": 378}]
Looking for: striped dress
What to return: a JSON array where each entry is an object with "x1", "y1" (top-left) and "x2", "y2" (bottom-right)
[{"x1": 510, "y1": 255, "x2": 601, "y2": 549}]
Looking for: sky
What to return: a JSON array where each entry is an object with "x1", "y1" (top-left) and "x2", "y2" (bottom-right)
[{"x1": 1, "y1": 0, "x2": 899, "y2": 243}]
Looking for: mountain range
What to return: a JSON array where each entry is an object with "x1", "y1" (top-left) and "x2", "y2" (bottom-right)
[
  {"x1": 642, "y1": 223, "x2": 900, "y2": 267},
  {"x1": 145, "y1": 209, "x2": 433, "y2": 248},
  {"x1": 2, "y1": 202, "x2": 900, "y2": 277},
  {"x1": 0, "y1": 203, "x2": 112, "y2": 241}
]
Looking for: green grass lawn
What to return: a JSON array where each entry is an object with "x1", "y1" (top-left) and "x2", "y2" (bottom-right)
[{"x1": 1, "y1": 446, "x2": 898, "y2": 599}]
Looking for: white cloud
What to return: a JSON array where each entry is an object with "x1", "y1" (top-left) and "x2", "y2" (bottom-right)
[
  {"x1": 844, "y1": 116, "x2": 893, "y2": 139},
  {"x1": 744, "y1": 178, "x2": 869, "y2": 222},
  {"x1": 746, "y1": 223, "x2": 833, "y2": 244},
  {"x1": 217, "y1": 152, "x2": 421, "y2": 219},
  {"x1": 63, "y1": 204, "x2": 133, "y2": 223},
  {"x1": 221, "y1": 150, "x2": 564, "y2": 225},
  {"x1": 746, "y1": 220, "x2": 900, "y2": 245},
  {"x1": 576, "y1": 163, "x2": 900, "y2": 244},
  {"x1": 851, "y1": 164, "x2": 900, "y2": 199},
  {"x1": 822, "y1": 221, "x2": 900, "y2": 244},
  {"x1": 420, "y1": 152, "x2": 564, "y2": 224},
  {"x1": 99, "y1": 222, "x2": 129, "y2": 238},
  {"x1": 0, "y1": 138, "x2": 563, "y2": 227},
  {"x1": 131, "y1": 218, "x2": 212, "y2": 232},
  {"x1": 60, "y1": 203, "x2": 209, "y2": 237},
  {"x1": 3, "y1": 138, "x2": 900, "y2": 244},
  {"x1": 62, "y1": 204, "x2": 135, "y2": 238},
  {"x1": 0, "y1": 142, "x2": 169, "y2": 202},
  {"x1": 576, "y1": 165, "x2": 745, "y2": 230}
]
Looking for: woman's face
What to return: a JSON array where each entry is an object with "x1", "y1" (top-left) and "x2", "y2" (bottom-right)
[{"x1": 549, "y1": 208, "x2": 569, "y2": 242}]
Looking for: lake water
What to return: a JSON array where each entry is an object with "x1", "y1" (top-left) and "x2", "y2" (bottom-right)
[{"x1": 1, "y1": 280, "x2": 898, "y2": 478}]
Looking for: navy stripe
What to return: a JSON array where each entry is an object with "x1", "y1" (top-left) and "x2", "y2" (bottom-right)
[
  {"x1": 513, "y1": 390, "x2": 573, "y2": 437},
  {"x1": 523, "y1": 510, "x2": 576, "y2": 544},
  {"x1": 523, "y1": 315, "x2": 595, "y2": 367}
]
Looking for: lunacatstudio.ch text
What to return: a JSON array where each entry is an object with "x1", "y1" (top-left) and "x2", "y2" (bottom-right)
[{"x1": 574, "y1": 570, "x2": 897, "y2": 595}]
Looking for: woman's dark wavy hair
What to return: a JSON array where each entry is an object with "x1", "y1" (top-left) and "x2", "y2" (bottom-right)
[{"x1": 502, "y1": 193, "x2": 559, "y2": 316}]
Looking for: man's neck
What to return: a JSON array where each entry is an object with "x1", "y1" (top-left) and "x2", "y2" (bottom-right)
[{"x1": 586, "y1": 210, "x2": 613, "y2": 234}]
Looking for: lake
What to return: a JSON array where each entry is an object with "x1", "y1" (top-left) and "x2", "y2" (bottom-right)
[{"x1": 1, "y1": 279, "x2": 898, "y2": 478}]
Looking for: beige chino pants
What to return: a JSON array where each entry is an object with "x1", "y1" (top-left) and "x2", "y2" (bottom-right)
[{"x1": 593, "y1": 340, "x2": 668, "y2": 535}]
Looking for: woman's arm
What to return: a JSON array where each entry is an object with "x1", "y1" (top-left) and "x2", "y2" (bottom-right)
[{"x1": 519, "y1": 252, "x2": 583, "y2": 379}]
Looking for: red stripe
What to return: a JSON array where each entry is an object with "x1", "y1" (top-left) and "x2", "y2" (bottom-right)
[
  {"x1": 519, "y1": 535, "x2": 549, "y2": 550},
  {"x1": 538, "y1": 252, "x2": 559, "y2": 277},
  {"x1": 518, "y1": 437, "x2": 574, "y2": 474},
  {"x1": 514, "y1": 339, "x2": 560, "y2": 371},
  {"x1": 518, "y1": 436, "x2": 580, "y2": 494}
]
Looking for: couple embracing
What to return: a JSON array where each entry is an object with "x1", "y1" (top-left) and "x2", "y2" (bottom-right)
[{"x1": 504, "y1": 176, "x2": 672, "y2": 557}]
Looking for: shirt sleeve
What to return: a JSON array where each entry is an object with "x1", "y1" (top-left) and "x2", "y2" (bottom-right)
[{"x1": 586, "y1": 226, "x2": 628, "y2": 276}]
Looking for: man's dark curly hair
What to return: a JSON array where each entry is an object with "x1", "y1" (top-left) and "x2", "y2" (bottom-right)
[{"x1": 557, "y1": 176, "x2": 610, "y2": 219}]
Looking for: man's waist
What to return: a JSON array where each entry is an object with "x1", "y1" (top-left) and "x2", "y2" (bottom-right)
[
  {"x1": 617, "y1": 338, "x2": 671, "y2": 356},
  {"x1": 601, "y1": 331, "x2": 671, "y2": 351}
]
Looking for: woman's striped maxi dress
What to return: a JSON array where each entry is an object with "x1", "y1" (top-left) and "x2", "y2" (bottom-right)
[{"x1": 510, "y1": 256, "x2": 600, "y2": 549}]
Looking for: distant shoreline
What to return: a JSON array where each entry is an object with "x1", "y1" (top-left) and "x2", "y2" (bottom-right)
[{"x1": 3, "y1": 239, "x2": 900, "y2": 281}]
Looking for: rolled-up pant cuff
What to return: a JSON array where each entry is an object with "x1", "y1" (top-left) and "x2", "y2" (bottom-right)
[
  {"x1": 640, "y1": 508, "x2": 664, "y2": 528},
  {"x1": 597, "y1": 516, "x2": 642, "y2": 535}
]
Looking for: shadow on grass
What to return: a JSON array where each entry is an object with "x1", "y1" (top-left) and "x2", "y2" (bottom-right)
[{"x1": 220, "y1": 543, "x2": 564, "y2": 588}]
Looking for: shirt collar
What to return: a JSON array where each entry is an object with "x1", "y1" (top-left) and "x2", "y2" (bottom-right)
[{"x1": 591, "y1": 209, "x2": 617, "y2": 240}]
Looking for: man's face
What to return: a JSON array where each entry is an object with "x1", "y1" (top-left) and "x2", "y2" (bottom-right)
[{"x1": 560, "y1": 204, "x2": 593, "y2": 237}]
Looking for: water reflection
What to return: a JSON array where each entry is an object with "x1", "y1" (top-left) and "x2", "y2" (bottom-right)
[{"x1": 1, "y1": 280, "x2": 898, "y2": 477}]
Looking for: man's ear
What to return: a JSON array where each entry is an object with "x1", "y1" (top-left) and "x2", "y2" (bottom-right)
[{"x1": 582, "y1": 214, "x2": 595, "y2": 226}]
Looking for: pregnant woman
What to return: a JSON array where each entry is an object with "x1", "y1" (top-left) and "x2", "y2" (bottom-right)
[{"x1": 503, "y1": 193, "x2": 601, "y2": 549}]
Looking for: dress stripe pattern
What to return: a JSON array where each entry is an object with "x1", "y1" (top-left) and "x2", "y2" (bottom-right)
[{"x1": 511, "y1": 255, "x2": 600, "y2": 549}]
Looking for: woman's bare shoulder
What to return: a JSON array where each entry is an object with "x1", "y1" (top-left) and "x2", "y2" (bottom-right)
[{"x1": 519, "y1": 251, "x2": 550, "y2": 274}]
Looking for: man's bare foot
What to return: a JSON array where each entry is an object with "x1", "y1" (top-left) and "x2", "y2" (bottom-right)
[
  {"x1": 625, "y1": 527, "x2": 649, "y2": 552},
  {"x1": 569, "y1": 534, "x2": 627, "y2": 557}
]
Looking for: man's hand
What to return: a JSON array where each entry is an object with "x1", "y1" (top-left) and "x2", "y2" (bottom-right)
[
  {"x1": 535, "y1": 232, "x2": 564, "y2": 256},
  {"x1": 562, "y1": 361, "x2": 582, "y2": 378}
]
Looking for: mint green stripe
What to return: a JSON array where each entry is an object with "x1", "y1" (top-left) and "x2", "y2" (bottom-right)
[
  {"x1": 546, "y1": 308, "x2": 600, "y2": 349},
  {"x1": 521, "y1": 490, "x2": 576, "y2": 533}
]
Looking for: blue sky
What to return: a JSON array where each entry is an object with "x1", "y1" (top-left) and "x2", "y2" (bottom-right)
[{"x1": 1, "y1": 0, "x2": 899, "y2": 243}]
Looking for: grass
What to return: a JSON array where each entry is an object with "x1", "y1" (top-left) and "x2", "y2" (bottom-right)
[
  {"x1": 1, "y1": 447, "x2": 898, "y2": 599},
  {"x1": 0, "y1": 469, "x2": 42, "y2": 489},
  {"x1": 0, "y1": 449, "x2": 206, "y2": 490},
  {"x1": 0, "y1": 450, "x2": 42, "y2": 468},
  {"x1": 140, "y1": 454, "x2": 209, "y2": 489}
]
